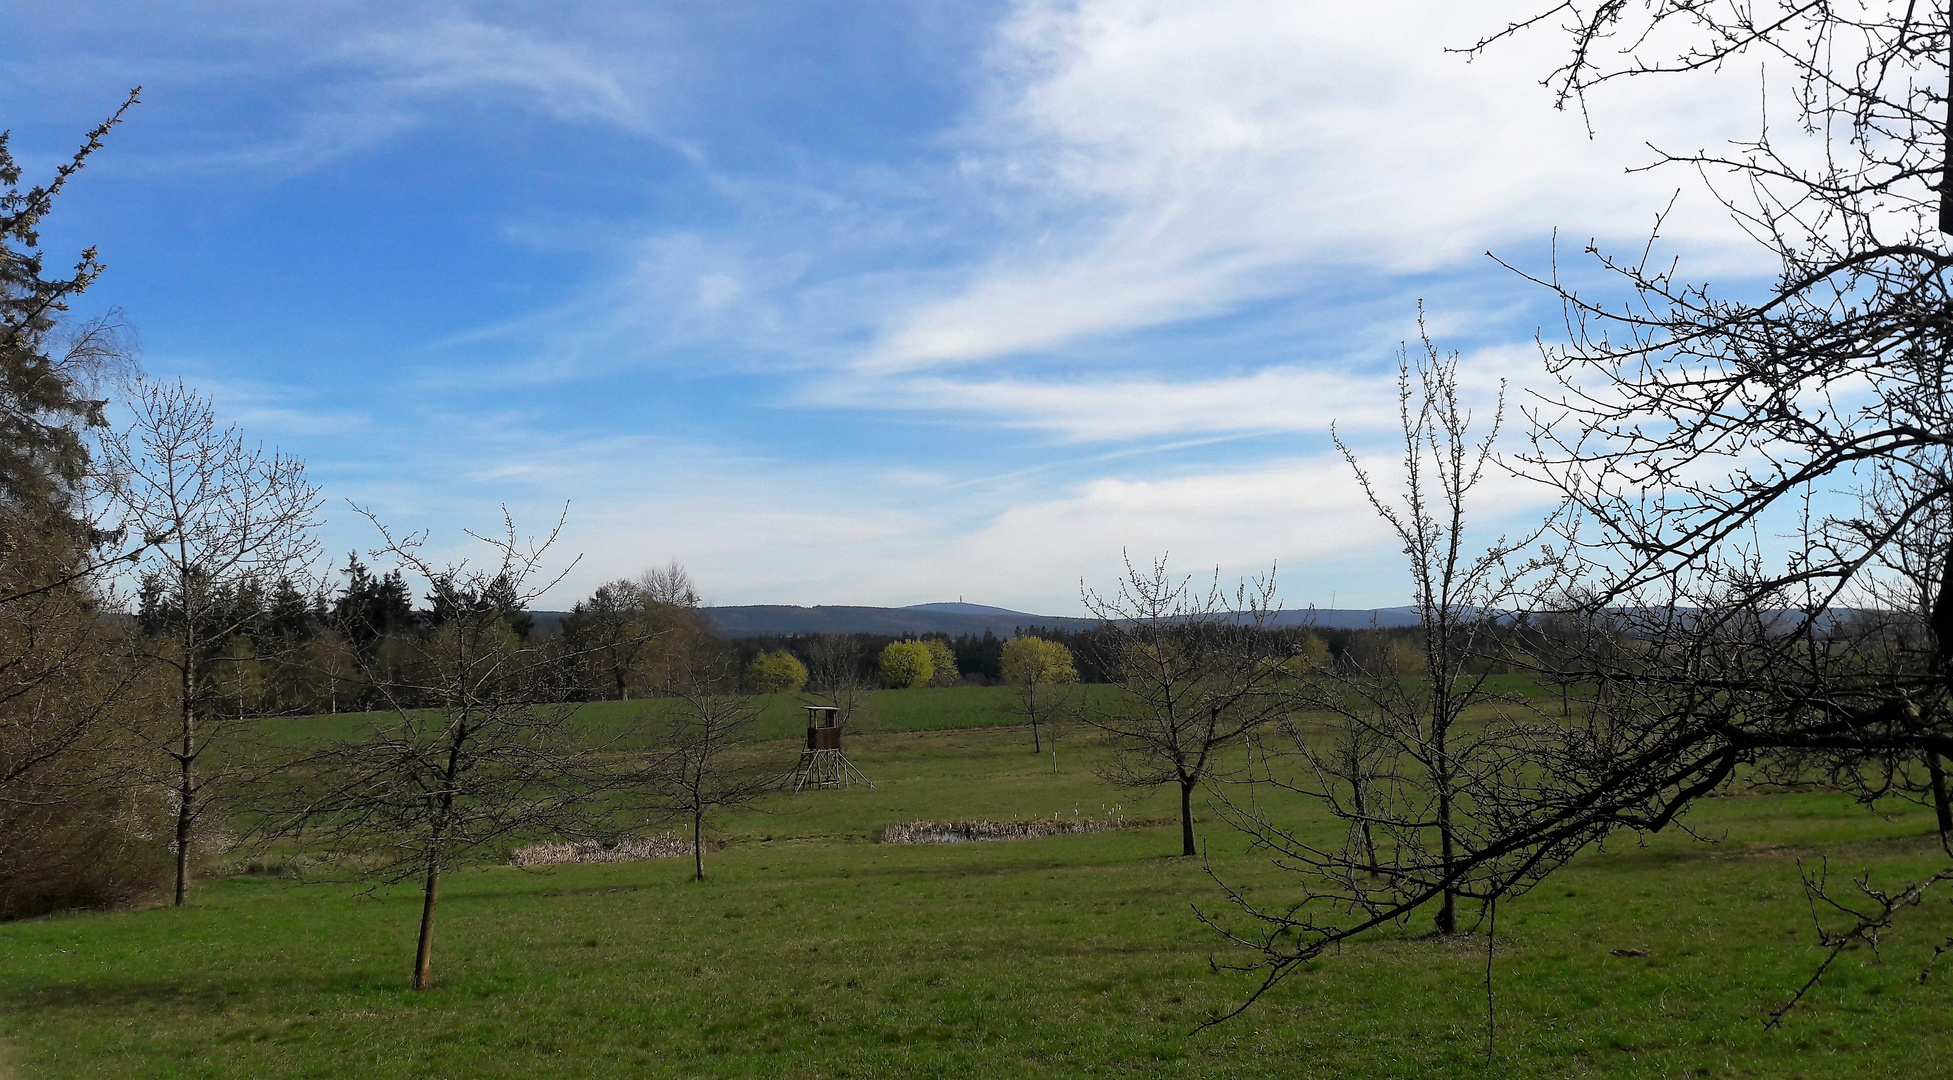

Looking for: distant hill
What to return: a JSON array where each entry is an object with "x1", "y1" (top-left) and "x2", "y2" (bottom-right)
[
  {"x1": 445, "y1": 603, "x2": 1869, "y2": 640},
  {"x1": 1268, "y1": 606, "x2": 1423, "y2": 629},
  {"x1": 905, "y1": 602, "x2": 1046, "y2": 618},
  {"x1": 515, "y1": 604, "x2": 1087, "y2": 639},
  {"x1": 687, "y1": 602, "x2": 1425, "y2": 637},
  {"x1": 530, "y1": 611, "x2": 571, "y2": 635},
  {"x1": 697, "y1": 604, "x2": 1096, "y2": 638}
]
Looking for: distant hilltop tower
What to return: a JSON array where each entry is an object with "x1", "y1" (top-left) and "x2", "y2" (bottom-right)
[{"x1": 793, "y1": 705, "x2": 872, "y2": 792}]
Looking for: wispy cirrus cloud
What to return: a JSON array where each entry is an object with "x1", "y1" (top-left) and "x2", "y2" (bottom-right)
[
  {"x1": 813, "y1": 339, "x2": 1537, "y2": 443},
  {"x1": 415, "y1": 0, "x2": 1766, "y2": 455},
  {"x1": 46, "y1": 6, "x2": 678, "y2": 176},
  {"x1": 862, "y1": 0, "x2": 1763, "y2": 372},
  {"x1": 339, "y1": 17, "x2": 652, "y2": 130},
  {"x1": 14, "y1": 2, "x2": 1747, "y2": 612}
]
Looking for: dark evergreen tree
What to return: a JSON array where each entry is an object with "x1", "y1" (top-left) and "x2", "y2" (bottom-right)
[
  {"x1": 332, "y1": 554, "x2": 413, "y2": 646},
  {"x1": 425, "y1": 570, "x2": 533, "y2": 640},
  {"x1": 0, "y1": 91, "x2": 139, "y2": 534},
  {"x1": 265, "y1": 576, "x2": 314, "y2": 642},
  {"x1": 951, "y1": 629, "x2": 1005, "y2": 681}
]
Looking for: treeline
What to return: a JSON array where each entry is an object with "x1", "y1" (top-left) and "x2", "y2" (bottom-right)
[
  {"x1": 725, "y1": 630, "x2": 1008, "y2": 685},
  {"x1": 721, "y1": 623, "x2": 1440, "y2": 687},
  {"x1": 128, "y1": 565, "x2": 1461, "y2": 719},
  {"x1": 138, "y1": 555, "x2": 722, "y2": 716}
]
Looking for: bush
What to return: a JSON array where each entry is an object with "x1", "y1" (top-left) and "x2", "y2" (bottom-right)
[
  {"x1": 1278, "y1": 633, "x2": 1332, "y2": 677},
  {"x1": 745, "y1": 649, "x2": 808, "y2": 694},
  {"x1": 878, "y1": 640, "x2": 933, "y2": 689},
  {"x1": 1000, "y1": 636, "x2": 1078, "y2": 686},
  {"x1": 0, "y1": 782, "x2": 178, "y2": 921},
  {"x1": 924, "y1": 639, "x2": 960, "y2": 687}
]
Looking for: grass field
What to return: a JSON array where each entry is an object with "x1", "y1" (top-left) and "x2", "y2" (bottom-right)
[
  {"x1": 255, "y1": 684, "x2": 1119, "y2": 748},
  {"x1": 6, "y1": 691, "x2": 1953, "y2": 1077}
]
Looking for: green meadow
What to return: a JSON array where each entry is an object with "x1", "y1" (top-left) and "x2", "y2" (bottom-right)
[
  {"x1": 4, "y1": 690, "x2": 1951, "y2": 1078},
  {"x1": 257, "y1": 684, "x2": 1125, "y2": 747}
]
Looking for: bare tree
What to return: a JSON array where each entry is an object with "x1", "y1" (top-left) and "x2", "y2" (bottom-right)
[
  {"x1": 1187, "y1": 4, "x2": 1953, "y2": 1032},
  {"x1": 804, "y1": 633, "x2": 875, "y2": 731},
  {"x1": 1200, "y1": 321, "x2": 1581, "y2": 1031},
  {"x1": 636, "y1": 642, "x2": 777, "y2": 882},
  {"x1": 103, "y1": 377, "x2": 321, "y2": 906},
  {"x1": 270, "y1": 509, "x2": 613, "y2": 989},
  {"x1": 636, "y1": 560, "x2": 700, "y2": 608},
  {"x1": 561, "y1": 576, "x2": 705, "y2": 701},
  {"x1": 1856, "y1": 452, "x2": 1953, "y2": 831},
  {"x1": 562, "y1": 580, "x2": 656, "y2": 701},
  {"x1": 1325, "y1": 329, "x2": 1548, "y2": 932},
  {"x1": 1082, "y1": 556, "x2": 1291, "y2": 857}
]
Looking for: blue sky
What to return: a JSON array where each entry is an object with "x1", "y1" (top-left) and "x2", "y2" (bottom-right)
[{"x1": 3, "y1": 2, "x2": 1769, "y2": 613}]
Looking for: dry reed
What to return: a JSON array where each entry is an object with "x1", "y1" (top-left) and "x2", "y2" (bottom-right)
[
  {"x1": 509, "y1": 834, "x2": 702, "y2": 867},
  {"x1": 880, "y1": 814, "x2": 1156, "y2": 845}
]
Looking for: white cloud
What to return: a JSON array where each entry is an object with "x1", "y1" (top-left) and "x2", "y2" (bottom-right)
[
  {"x1": 511, "y1": 444, "x2": 1557, "y2": 613},
  {"x1": 381, "y1": 2, "x2": 1730, "y2": 452},
  {"x1": 340, "y1": 17, "x2": 649, "y2": 130},
  {"x1": 864, "y1": 0, "x2": 1764, "y2": 370},
  {"x1": 813, "y1": 340, "x2": 1539, "y2": 444},
  {"x1": 75, "y1": 2, "x2": 1740, "y2": 611},
  {"x1": 944, "y1": 449, "x2": 1557, "y2": 611},
  {"x1": 952, "y1": 458, "x2": 1389, "y2": 598},
  {"x1": 125, "y1": 9, "x2": 669, "y2": 175}
]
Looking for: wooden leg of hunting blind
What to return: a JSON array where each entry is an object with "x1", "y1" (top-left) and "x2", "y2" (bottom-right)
[
  {"x1": 838, "y1": 753, "x2": 871, "y2": 787},
  {"x1": 792, "y1": 749, "x2": 873, "y2": 792}
]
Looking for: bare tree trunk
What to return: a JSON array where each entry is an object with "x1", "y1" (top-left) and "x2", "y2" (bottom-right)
[
  {"x1": 412, "y1": 854, "x2": 441, "y2": 990},
  {"x1": 1941, "y1": 7, "x2": 1953, "y2": 235},
  {"x1": 1352, "y1": 781, "x2": 1378, "y2": 878},
  {"x1": 173, "y1": 761, "x2": 193, "y2": 906},
  {"x1": 1929, "y1": 519, "x2": 1953, "y2": 837},
  {"x1": 413, "y1": 756, "x2": 459, "y2": 990},
  {"x1": 1434, "y1": 710, "x2": 1458, "y2": 935},
  {"x1": 1342, "y1": 729, "x2": 1379, "y2": 876},
  {"x1": 692, "y1": 809, "x2": 704, "y2": 882},
  {"x1": 1435, "y1": 826, "x2": 1458, "y2": 933},
  {"x1": 1180, "y1": 778, "x2": 1197, "y2": 857},
  {"x1": 1932, "y1": 755, "x2": 1953, "y2": 837},
  {"x1": 174, "y1": 667, "x2": 196, "y2": 907}
]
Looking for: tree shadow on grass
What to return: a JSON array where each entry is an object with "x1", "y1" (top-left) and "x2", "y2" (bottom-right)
[{"x1": 0, "y1": 971, "x2": 406, "y2": 1017}]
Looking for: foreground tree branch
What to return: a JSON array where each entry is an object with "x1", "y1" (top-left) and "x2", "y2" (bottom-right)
[{"x1": 1414, "y1": 0, "x2": 1953, "y2": 1028}]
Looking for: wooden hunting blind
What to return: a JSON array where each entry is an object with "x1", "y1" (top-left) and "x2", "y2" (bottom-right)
[{"x1": 794, "y1": 705, "x2": 871, "y2": 792}]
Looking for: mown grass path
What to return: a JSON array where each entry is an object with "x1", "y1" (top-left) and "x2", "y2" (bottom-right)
[{"x1": 6, "y1": 714, "x2": 1953, "y2": 1077}]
